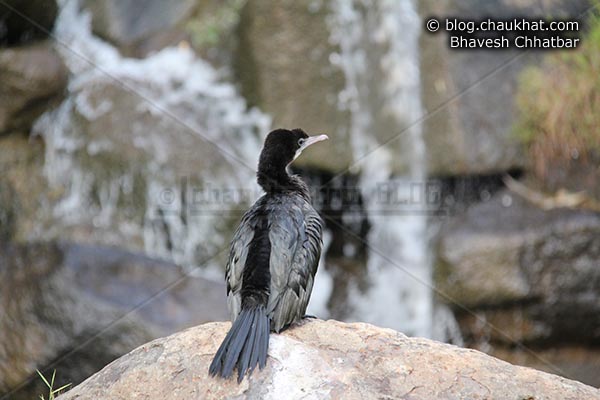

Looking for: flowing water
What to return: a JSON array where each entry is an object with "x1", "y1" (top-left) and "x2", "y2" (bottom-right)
[
  {"x1": 324, "y1": 0, "x2": 432, "y2": 337},
  {"x1": 37, "y1": 0, "x2": 434, "y2": 338},
  {"x1": 36, "y1": 0, "x2": 269, "y2": 276}
]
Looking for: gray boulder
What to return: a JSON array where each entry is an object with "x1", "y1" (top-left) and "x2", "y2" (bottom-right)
[
  {"x1": 0, "y1": 242, "x2": 154, "y2": 399},
  {"x1": 235, "y1": 0, "x2": 352, "y2": 173},
  {"x1": 435, "y1": 189, "x2": 600, "y2": 386},
  {"x1": 60, "y1": 319, "x2": 599, "y2": 399},
  {"x1": 436, "y1": 189, "x2": 600, "y2": 341},
  {"x1": 0, "y1": 241, "x2": 228, "y2": 399},
  {"x1": 63, "y1": 242, "x2": 229, "y2": 335},
  {"x1": 81, "y1": 0, "x2": 196, "y2": 48}
]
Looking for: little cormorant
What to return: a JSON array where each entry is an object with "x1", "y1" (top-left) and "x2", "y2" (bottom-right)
[{"x1": 208, "y1": 128, "x2": 328, "y2": 382}]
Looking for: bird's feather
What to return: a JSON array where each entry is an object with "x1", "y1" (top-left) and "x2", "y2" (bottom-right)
[
  {"x1": 225, "y1": 207, "x2": 260, "y2": 321},
  {"x1": 266, "y1": 195, "x2": 323, "y2": 332}
]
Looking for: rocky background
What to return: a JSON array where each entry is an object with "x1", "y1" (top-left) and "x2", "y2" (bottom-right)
[{"x1": 0, "y1": 0, "x2": 598, "y2": 398}]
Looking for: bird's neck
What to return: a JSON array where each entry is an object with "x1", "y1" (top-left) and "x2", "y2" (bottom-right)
[{"x1": 257, "y1": 163, "x2": 309, "y2": 198}]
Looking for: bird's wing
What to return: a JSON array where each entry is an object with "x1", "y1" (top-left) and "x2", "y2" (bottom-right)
[
  {"x1": 266, "y1": 199, "x2": 323, "y2": 332},
  {"x1": 225, "y1": 206, "x2": 260, "y2": 321}
]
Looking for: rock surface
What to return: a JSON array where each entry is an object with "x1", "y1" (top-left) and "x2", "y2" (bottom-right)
[
  {"x1": 0, "y1": 241, "x2": 228, "y2": 400},
  {"x1": 63, "y1": 242, "x2": 229, "y2": 334},
  {"x1": 0, "y1": 41, "x2": 68, "y2": 135},
  {"x1": 235, "y1": 0, "x2": 352, "y2": 173},
  {"x1": 435, "y1": 188, "x2": 600, "y2": 386},
  {"x1": 436, "y1": 189, "x2": 600, "y2": 341},
  {"x1": 81, "y1": 0, "x2": 195, "y2": 48},
  {"x1": 0, "y1": 242, "x2": 153, "y2": 399},
  {"x1": 60, "y1": 319, "x2": 598, "y2": 400}
]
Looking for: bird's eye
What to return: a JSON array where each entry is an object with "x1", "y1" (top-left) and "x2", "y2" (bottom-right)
[{"x1": 298, "y1": 138, "x2": 306, "y2": 147}]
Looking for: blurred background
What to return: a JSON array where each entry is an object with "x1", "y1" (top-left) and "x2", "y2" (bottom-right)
[{"x1": 1, "y1": 0, "x2": 599, "y2": 397}]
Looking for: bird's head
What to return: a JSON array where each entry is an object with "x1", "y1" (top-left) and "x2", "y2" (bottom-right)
[{"x1": 259, "y1": 128, "x2": 329, "y2": 170}]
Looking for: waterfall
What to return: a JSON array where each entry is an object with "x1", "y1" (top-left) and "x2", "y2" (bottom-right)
[
  {"x1": 327, "y1": 0, "x2": 432, "y2": 337},
  {"x1": 35, "y1": 0, "x2": 269, "y2": 273},
  {"x1": 35, "y1": 0, "x2": 433, "y2": 337}
]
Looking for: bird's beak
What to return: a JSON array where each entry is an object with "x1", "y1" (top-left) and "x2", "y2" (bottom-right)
[
  {"x1": 301, "y1": 134, "x2": 329, "y2": 151},
  {"x1": 294, "y1": 134, "x2": 329, "y2": 161}
]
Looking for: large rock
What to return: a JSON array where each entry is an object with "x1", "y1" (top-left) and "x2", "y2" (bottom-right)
[
  {"x1": 0, "y1": 242, "x2": 154, "y2": 399},
  {"x1": 130, "y1": 1, "x2": 246, "y2": 63},
  {"x1": 235, "y1": 0, "x2": 351, "y2": 173},
  {"x1": 0, "y1": 0, "x2": 58, "y2": 46},
  {"x1": 63, "y1": 242, "x2": 229, "y2": 334},
  {"x1": 436, "y1": 189, "x2": 600, "y2": 341},
  {"x1": 0, "y1": 41, "x2": 68, "y2": 135},
  {"x1": 81, "y1": 0, "x2": 195, "y2": 48},
  {"x1": 79, "y1": 0, "x2": 246, "y2": 63},
  {"x1": 60, "y1": 319, "x2": 599, "y2": 399},
  {"x1": 435, "y1": 188, "x2": 600, "y2": 386},
  {"x1": 419, "y1": 0, "x2": 590, "y2": 175},
  {"x1": 0, "y1": 241, "x2": 229, "y2": 399}
]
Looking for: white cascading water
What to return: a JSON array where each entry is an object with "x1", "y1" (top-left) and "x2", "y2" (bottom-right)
[
  {"x1": 37, "y1": 0, "x2": 434, "y2": 337},
  {"x1": 36, "y1": 0, "x2": 269, "y2": 276},
  {"x1": 327, "y1": 0, "x2": 432, "y2": 337}
]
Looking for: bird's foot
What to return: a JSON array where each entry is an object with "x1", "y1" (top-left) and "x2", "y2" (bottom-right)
[{"x1": 302, "y1": 314, "x2": 317, "y2": 320}]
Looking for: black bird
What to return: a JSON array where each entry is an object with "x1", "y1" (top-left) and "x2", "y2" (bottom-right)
[{"x1": 209, "y1": 128, "x2": 327, "y2": 382}]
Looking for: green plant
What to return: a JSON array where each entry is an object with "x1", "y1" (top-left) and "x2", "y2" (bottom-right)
[
  {"x1": 514, "y1": 10, "x2": 600, "y2": 190},
  {"x1": 37, "y1": 370, "x2": 71, "y2": 400}
]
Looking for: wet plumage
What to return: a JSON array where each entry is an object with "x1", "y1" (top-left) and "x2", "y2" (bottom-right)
[{"x1": 209, "y1": 128, "x2": 327, "y2": 382}]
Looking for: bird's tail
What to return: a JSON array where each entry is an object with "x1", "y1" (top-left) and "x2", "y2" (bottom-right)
[{"x1": 208, "y1": 305, "x2": 271, "y2": 382}]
